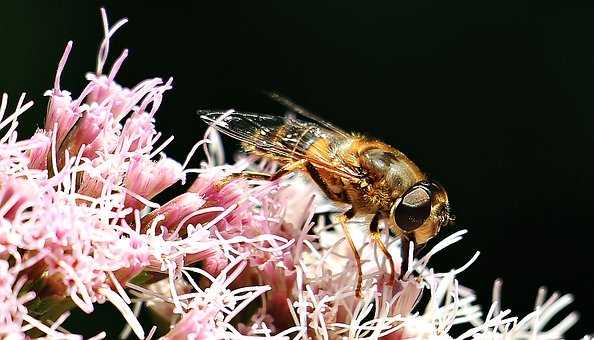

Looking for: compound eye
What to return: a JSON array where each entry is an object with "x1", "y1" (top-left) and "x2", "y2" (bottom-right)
[{"x1": 394, "y1": 186, "x2": 432, "y2": 231}]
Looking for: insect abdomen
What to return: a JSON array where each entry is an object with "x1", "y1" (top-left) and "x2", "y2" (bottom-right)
[{"x1": 243, "y1": 120, "x2": 332, "y2": 162}]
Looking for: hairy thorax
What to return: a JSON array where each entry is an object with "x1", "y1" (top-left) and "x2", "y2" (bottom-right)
[{"x1": 328, "y1": 136, "x2": 426, "y2": 215}]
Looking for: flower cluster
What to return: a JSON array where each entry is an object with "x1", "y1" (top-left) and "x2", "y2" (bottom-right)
[{"x1": 0, "y1": 8, "x2": 585, "y2": 340}]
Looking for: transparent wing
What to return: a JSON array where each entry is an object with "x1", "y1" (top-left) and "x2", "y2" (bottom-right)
[
  {"x1": 200, "y1": 110, "x2": 361, "y2": 181},
  {"x1": 265, "y1": 92, "x2": 351, "y2": 138}
]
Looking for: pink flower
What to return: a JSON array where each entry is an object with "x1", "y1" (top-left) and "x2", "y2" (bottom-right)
[
  {"x1": 200, "y1": 246, "x2": 228, "y2": 276},
  {"x1": 258, "y1": 259, "x2": 297, "y2": 329},
  {"x1": 161, "y1": 306, "x2": 219, "y2": 340},
  {"x1": 63, "y1": 101, "x2": 116, "y2": 159},
  {"x1": 0, "y1": 260, "x2": 36, "y2": 340},
  {"x1": 123, "y1": 155, "x2": 183, "y2": 211},
  {"x1": 237, "y1": 308, "x2": 277, "y2": 336},
  {"x1": 140, "y1": 192, "x2": 206, "y2": 235},
  {"x1": 76, "y1": 157, "x2": 111, "y2": 198},
  {"x1": 120, "y1": 111, "x2": 157, "y2": 152},
  {"x1": 44, "y1": 41, "x2": 85, "y2": 149},
  {"x1": 0, "y1": 176, "x2": 37, "y2": 220},
  {"x1": 26, "y1": 130, "x2": 51, "y2": 170}
]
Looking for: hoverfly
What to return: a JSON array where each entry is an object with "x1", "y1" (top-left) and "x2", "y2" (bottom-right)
[{"x1": 200, "y1": 94, "x2": 453, "y2": 297}]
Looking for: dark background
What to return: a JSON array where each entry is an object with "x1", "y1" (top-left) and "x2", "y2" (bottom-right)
[{"x1": 2, "y1": 1, "x2": 593, "y2": 338}]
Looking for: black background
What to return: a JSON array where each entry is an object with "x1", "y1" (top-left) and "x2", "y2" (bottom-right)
[{"x1": 2, "y1": 1, "x2": 593, "y2": 338}]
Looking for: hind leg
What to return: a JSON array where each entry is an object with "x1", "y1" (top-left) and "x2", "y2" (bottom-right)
[{"x1": 215, "y1": 171, "x2": 272, "y2": 189}]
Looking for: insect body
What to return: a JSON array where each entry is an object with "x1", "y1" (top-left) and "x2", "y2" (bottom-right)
[{"x1": 200, "y1": 99, "x2": 452, "y2": 296}]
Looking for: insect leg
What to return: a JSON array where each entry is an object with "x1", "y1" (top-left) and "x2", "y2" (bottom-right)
[
  {"x1": 369, "y1": 213, "x2": 396, "y2": 286},
  {"x1": 399, "y1": 233, "x2": 416, "y2": 279},
  {"x1": 338, "y1": 209, "x2": 363, "y2": 298},
  {"x1": 269, "y1": 159, "x2": 309, "y2": 180},
  {"x1": 215, "y1": 171, "x2": 272, "y2": 189},
  {"x1": 271, "y1": 159, "x2": 340, "y2": 201}
]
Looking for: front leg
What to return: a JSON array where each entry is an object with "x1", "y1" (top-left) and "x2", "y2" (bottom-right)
[
  {"x1": 369, "y1": 212, "x2": 396, "y2": 286},
  {"x1": 399, "y1": 233, "x2": 417, "y2": 279},
  {"x1": 337, "y1": 208, "x2": 365, "y2": 298}
]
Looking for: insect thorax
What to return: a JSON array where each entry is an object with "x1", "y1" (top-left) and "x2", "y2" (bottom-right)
[{"x1": 357, "y1": 145, "x2": 425, "y2": 210}]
